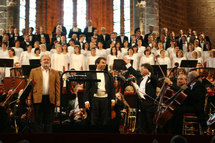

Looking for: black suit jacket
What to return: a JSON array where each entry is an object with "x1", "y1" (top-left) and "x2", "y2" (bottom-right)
[
  {"x1": 127, "y1": 66, "x2": 157, "y2": 111},
  {"x1": 52, "y1": 25, "x2": 67, "y2": 36},
  {"x1": 98, "y1": 34, "x2": 110, "y2": 49},
  {"x1": 116, "y1": 35, "x2": 129, "y2": 45},
  {"x1": 84, "y1": 71, "x2": 115, "y2": 104},
  {"x1": 38, "y1": 33, "x2": 50, "y2": 44},
  {"x1": 20, "y1": 41, "x2": 33, "y2": 51},
  {"x1": 68, "y1": 28, "x2": 82, "y2": 39},
  {"x1": 83, "y1": 27, "x2": 96, "y2": 43}
]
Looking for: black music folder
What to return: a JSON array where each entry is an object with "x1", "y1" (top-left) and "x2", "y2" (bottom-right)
[
  {"x1": 22, "y1": 65, "x2": 33, "y2": 77},
  {"x1": 180, "y1": 60, "x2": 198, "y2": 68},
  {"x1": 29, "y1": 59, "x2": 41, "y2": 68},
  {"x1": 124, "y1": 92, "x2": 138, "y2": 108},
  {"x1": 152, "y1": 65, "x2": 167, "y2": 78},
  {"x1": 0, "y1": 58, "x2": 14, "y2": 67}
]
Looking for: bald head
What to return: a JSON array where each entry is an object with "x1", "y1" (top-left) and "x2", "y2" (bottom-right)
[{"x1": 187, "y1": 71, "x2": 199, "y2": 83}]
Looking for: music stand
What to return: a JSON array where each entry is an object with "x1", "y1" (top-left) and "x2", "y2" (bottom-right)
[
  {"x1": 152, "y1": 65, "x2": 167, "y2": 78},
  {"x1": 0, "y1": 59, "x2": 14, "y2": 67},
  {"x1": 180, "y1": 60, "x2": 198, "y2": 68},
  {"x1": 29, "y1": 59, "x2": 41, "y2": 68},
  {"x1": 19, "y1": 80, "x2": 35, "y2": 103},
  {"x1": 113, "y1": 59, "x2": 133, "y2": 71},
  {"x1": 22, "y1": 65, "x2": 33, "y2": 77},
  {"x1": 124, "y1": 92, "x2": 138, "y2": 108},
  {"x1": 77, "y1": 90, "x2": 85, "y2": 108}
]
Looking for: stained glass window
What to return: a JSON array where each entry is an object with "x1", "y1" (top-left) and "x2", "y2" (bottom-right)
[
  {"x1": 77, "y1": 0, "x2": 86, "y2": 31},
  {"x1": 19, "y1": 0, "x2": 26, "y2": 35},
  {"x1": 29, "y1": 0, "x2": 36, "y2": 30},
  {"x1": 63, "y1": 0, "x2": 73, "y2": 38},
  {"x1": 113, "y1": 0, "x2": 120, "y2": 35}
]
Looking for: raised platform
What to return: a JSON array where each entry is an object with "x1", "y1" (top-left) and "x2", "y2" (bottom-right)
[{"x1": 0, "y1": 133, "x2": 213, "y2": 143}]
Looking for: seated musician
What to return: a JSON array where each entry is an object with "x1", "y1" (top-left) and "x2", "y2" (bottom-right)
[
  {"x1": 164, "y1": 71, "x2": 207, "y2": 134},
  {"x1": 0, "y1": 92, "x2": 14, "y2": 132},
  {"x1": 204, "y1": 84, "x2": 215, "y2": 119},
  {"x1": 67, "y1": 84, "x2": 85, "y2": 125}
]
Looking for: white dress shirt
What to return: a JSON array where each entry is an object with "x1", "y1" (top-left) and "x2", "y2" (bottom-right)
[{"x1": 41, "y1": 66, "x2": 49, "y2": 95}]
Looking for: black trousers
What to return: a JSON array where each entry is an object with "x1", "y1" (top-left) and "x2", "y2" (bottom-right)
[
  {"x1": 91, "y1": 97, "x2": 110, "y2": 127},
  {"x1": 33, "y1": 96, "x2": 55, "y2": 132}
]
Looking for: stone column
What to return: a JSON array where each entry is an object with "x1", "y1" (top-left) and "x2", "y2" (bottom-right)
[
  {"x1": 8, "y1": 0, "x2": 19, "y2": 29},
  {"x1": 145, "y1": 0, "x2": 159, "y2": 34},
  {"x1": 133, "y1": 0, "x2": 144, "y2": 34},
  {"x1": 0, "y1": 0, "x2": 8, "y2": 30}
]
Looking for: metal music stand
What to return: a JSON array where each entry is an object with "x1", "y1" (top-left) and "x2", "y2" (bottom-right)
[
  {"x1": 22, "y1": 65, "x2": 33, "y2": 77},
  {"x1": 113, "y1": 59, "x2": 133, "y2": 71},
  {"x1": 180, "y1": 60, "x2": 198, "y2": 68},
  {"x1": 0, "y1": 58, "x2": 14, "y2": 67},
  {"x1": 152, "y1": 65, "x2": 167, "y2": 78},
  {"x1": 124, "y1": 92, "x2": 138, "y2": 108},
  {"x1": 29, "y1": 59, "x2": 41, "y2": 68}
]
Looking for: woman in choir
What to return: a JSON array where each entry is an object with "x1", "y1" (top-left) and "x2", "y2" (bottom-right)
[
  {"x1": 193, "y1": 39, "x2": 202, "y2": 53},
  {"x1": 107, "y1": 46, "x2": 118, "y2": 71},
  {"x1": 106, "y1": 41, "x2": 115, "y2": 55},
  {"x1": 121, "y1": 40, "x2": 130, "y2": 57},
  {"x1": 81, "y1": 42, "x2": 90, "y2": 57},
  {"x1": 172, "y1": 49, "x2": 186, "y2": 67},
  {"x1": 32, "y1": 41, "x2": 40, "y2": 53},
  {"x1": 67, "y1": 39, "x2": 75, "y2": 54},
  {"x1": 115, "y1": 41, "x2": 123, "y2": 59},
  {"x1": 170, "y1": 46, "x2": 180, "y2": 60},
  {"x1": 70, "y1": 45, "x2": 85, "y2": 70},
  {"x1": 96, "y1": 41, "x2": 107, "y2": 58},
  {"x1": 156, "y1": 42, "x2": 169, "y2": 58},
  {"x1": 151, "y1": 40, "x2": 158, "y2": 55},
  {"x1": 139, "y1": 49, "x2": 155, "y2": 69},
  {"x1": 20, "y1": 45, "x2": 34, "y2": 65},
  {"x1": 62, "y1": 44, "x2": 71, "y2": 71},
  {"x1": 124, "y1": 47, "x2": 138, "y2": 70},
  {"x1": 206, "y1": 49, "x2": 215, "y2": 68},
  {"x1": 190, "y1": 50, "x2": 203, "y2": 64},
  {"x1": 137, "y1": 39, "x2": 145, "y2": 54},
  {"x1": 51, "y1": 44, "x2": 67, "y2": 72},
  {"x1": 31, "y1": 48, "x2": 41, "y2": 59},
  {"x1": 50, "y1": 40, "x2": 60, "y2": 55},
  {"x1": 12, "y1": 40, "x2": 23, "y2": 58},
  {"x1": 39, "y1": 44, "x2": 50, "y2": 57},
  {"x1": 167, "y1": 39, "x2": 176, "y2": 56},
  {"x1": 8, "y1": 48, "x2": 20, "y2": 64},
  {"x1": 87, "y1": 47, "x2": 99, "y2": 70},
  {"x1": 185, "y1": 43, "x2": 195, "y2": 60},
  {"x1": 0, "y1": 42, "x2": 9, "y2": 58},
  {"x1": 202, "y1": 42, "x2": 211, "y2": 63},
  {"x1": 157, "y1": 49, "x2": 171, "y2": 69}
]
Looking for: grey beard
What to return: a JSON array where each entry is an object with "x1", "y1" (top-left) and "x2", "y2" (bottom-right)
[{"x1": 43, "y1": 63, "x2": 50, "y2": 68}]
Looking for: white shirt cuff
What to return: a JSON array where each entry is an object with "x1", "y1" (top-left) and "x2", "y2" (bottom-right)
[
  {"x1": 85, "y1": 101, "x2": 89, "y2": 104},
  {"x1": 125, "y1": 63, "x2": 132, "y2": 69},
  {"x1": 111, "y1": 99, "x2": 116, "y2": 103}
]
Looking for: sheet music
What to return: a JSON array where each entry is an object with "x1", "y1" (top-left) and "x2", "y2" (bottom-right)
[{"x1": 132, "y1": 82, "x2": 145, "y2": 100}]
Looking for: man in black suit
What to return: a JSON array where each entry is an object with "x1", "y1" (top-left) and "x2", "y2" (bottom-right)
[
  {"x1": 68, "y1": 23, "x2": 82, "y2": 39},
  {"x1": 97, "y1": 27, "x2": 110, "y2": 49},
  {"x1": 84, "y1": 57, "x2": 116, "y2": 129},
  {"x1": 38, "y1": 26, "x2": 50, "y2": 45},
  {"x1": 28, "y1": 27, "x2": 36, "y2": 46},
  {"x1": 84, "y1": 20, "x2": 96, "y2": 43},
  {"x1": 106, "y1": 32, "x2": 117, "y2": 49},
  {"x1": 20, "y1": 35, "x2": 33, "y2": 51},
  {"x1": 144, "y1": 26, "x2": 153, "y2": 45},
  {"x1": 116, "y1": 32, "x2": 128, "y2": 46},
  {"x1": 123, "y1": 57, "x2": 158, "y2": 133},
  {"x1": 52, "y1": 22, "x2": 67, "y2": 37}
]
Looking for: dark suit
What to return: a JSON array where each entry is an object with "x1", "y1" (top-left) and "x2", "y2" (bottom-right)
[
  {"x1": 83, "y1": 27, "x2": 96, "y2": 43},
  {"x1": 84, "y1": 71, "x2": 115, "y2": 127},
  {"x1": 38, "y1": 33, "x2": 51, "y2": 44},
  {"x1": 170, "y1": 81, "x2": 207, "y2": 134},
  {"x1": 68, "y1": 28, "x2": 82, "y2": 39},
  {"x1": 116, "y1": 35, "x2": 128, "y2": 45},
  {"x1": 98, "y1": 34, "x2": 110, "y2": 49},
  {"x1": 20, "y1": 41, "x2": 33, "y2": 51},
  {"x1": 144, "y1": 32, "x2": 152, "y2": 45},
  {"x1": 127, "y1": 66, "x2": 157, "y2": 133},
  {"x1": 52, "y1": 25, "x2": 67, "y2": 36}
]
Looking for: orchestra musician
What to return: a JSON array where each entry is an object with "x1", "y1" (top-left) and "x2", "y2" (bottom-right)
[
  {"x1": 164, "y1": 71, "x2": 207, "y2": 134},
  {"x1": 123, "y1": 57, "x2": 158, "y2": 133},
  {"x1": 84, "y1": 57, "x2": 116, "y2": 130}
]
